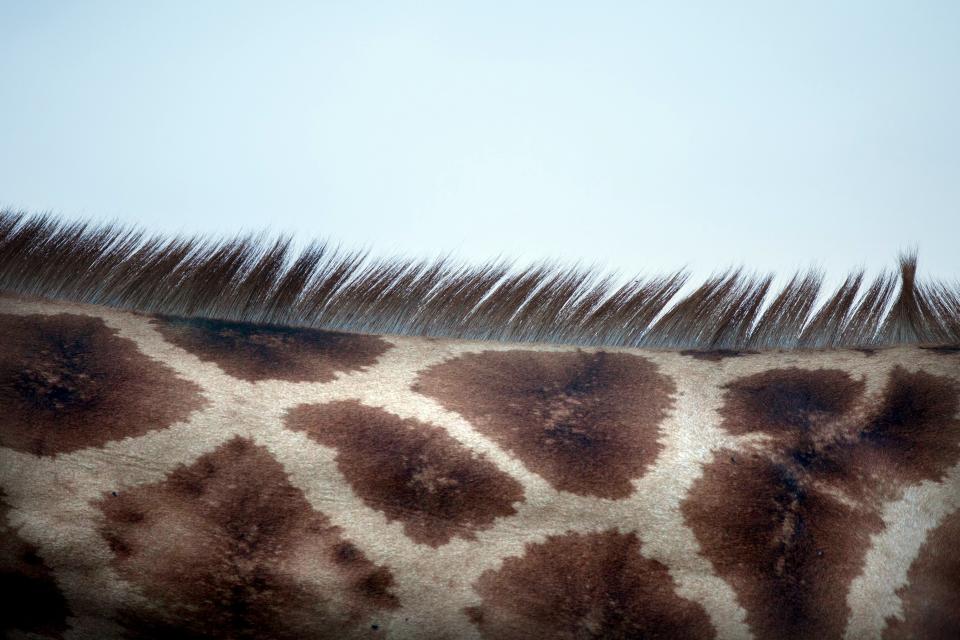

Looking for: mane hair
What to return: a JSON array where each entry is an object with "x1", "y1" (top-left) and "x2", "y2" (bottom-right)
[{"x1": 1, "y1": 209, "x2": 958, "y2": 350}]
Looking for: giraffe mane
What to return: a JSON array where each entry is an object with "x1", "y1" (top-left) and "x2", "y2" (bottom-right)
[{"x1": 1, "y1": 208, "x2": 957, "y2": 350}]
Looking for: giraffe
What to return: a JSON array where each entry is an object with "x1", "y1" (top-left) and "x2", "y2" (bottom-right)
[{"x1": 1, "y1": 211, "x2": 959, "y2": 639}]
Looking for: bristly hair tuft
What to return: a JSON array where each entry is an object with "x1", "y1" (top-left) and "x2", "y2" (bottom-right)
[{"x1": 1, "y1": 209, "x2": 957, "y2": 350}]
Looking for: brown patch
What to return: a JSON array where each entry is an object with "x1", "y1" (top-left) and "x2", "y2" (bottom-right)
[
  {"x1": 95, "y1": 436, "x2": 398, "y2": 639},
  {"x1": 465, "y1": 529, "x2": 715, "y2": 639},
  {"x1": 284, "y1": 400, "x2": 524, "y2": 547},
  {"x1": 0, "y1": 313, "x2": 206, "y2": 456},
  {"x1": 153, "y1": 315, "x2": 390, "y2": 383},
  {"x1": 884, "y1": 508, "x2": 960, "y2": 640},
  {"x1": 413, "y1": 350, "x2": 675, "y2": 498},
  {"x1": 684, "y1": 451, "x2": 882, "y2": 640},
  {"x1": 683, "y1": 366, "x2": 960, "y2": 640},
  {"x1": 0, "y1": 490, "x2": 71, "y2": 638},
  {"x1": 853, "y1": 367, "x2": 960, "y2": 486},
  {"x1": 853, "y1": 347, "x2": 878, "y2": 357},
  {"x1": 681, "y1": 349, "x2": 758, "y2": 361},
  {"x1": 717, "y1": 367, "x2": 865, "y2": 438}
]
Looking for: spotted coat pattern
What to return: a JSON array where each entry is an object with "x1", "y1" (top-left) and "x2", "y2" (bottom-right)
[{"x1": 0, "y1": 293, "x2": 958, "y2": 639}]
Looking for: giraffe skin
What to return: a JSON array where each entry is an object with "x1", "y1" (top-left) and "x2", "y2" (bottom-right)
[{"x1": 1, "y1": 293, "x2": 958, "y2": 640}]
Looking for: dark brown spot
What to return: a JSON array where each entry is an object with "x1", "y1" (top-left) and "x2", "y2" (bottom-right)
[
  {"x1": 0, "y1": 491, "x2": 71, "y2": 638},
  {"x1": 0, "y1": 313, "x2": 206, "y2": 456},
  {"x1": 853, "y1": 348, "x2": 878, "y2": 357},
  {"x1": 681, "y1": 349, "x2": 758, "y2": 361},
  {"x1": 153, "y1": 315, "x2": 390, "y2": 382},
  {"x1": 683, "y1": 366, "x2": 960, "y2": 640},
  {"x1": 718, "y1": 367, "x2": 864, "y2": 436},
  {"x1": 334, "y1": 541, "x2": 361, "y2": 564},
  {"x1": 884, "y1": 508, "x2": 960, "y2": 640},
  {"x1": 466, "y1": 529, "x2": 715, "y2": 639},
  {"x1": 683, "y1": 451, "x2": 881, "y2": 640},
  {"x1": 854, "y1": 367, "x2": 960, "y2": 486},
  {"x1": 95, "y1": 436, "x2": 398, "y2": 639},
  {"x1": 284, "y1": 400, "x2": 524, "y2": 547},
  {"x1": 413, "y1": 350, "x2": 675, "y2": 498}
]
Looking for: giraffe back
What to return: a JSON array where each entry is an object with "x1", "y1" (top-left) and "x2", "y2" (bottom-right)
[{"x1": 1, "y1": 293, "x2": 959, "y2": 639}]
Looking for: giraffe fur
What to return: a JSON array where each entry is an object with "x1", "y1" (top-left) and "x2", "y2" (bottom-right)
[{"x1": 1, "y1": 292, "x2": 958, "y2": 639}]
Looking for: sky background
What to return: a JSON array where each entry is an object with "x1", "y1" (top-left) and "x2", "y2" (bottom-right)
[{"x1": 1, "y1": 1, "x2": 958, "y2": 289}]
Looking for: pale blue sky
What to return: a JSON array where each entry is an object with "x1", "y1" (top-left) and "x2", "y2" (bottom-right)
[{"x1": 1, "y1": 1, "x2": 958, "y2": 286}]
